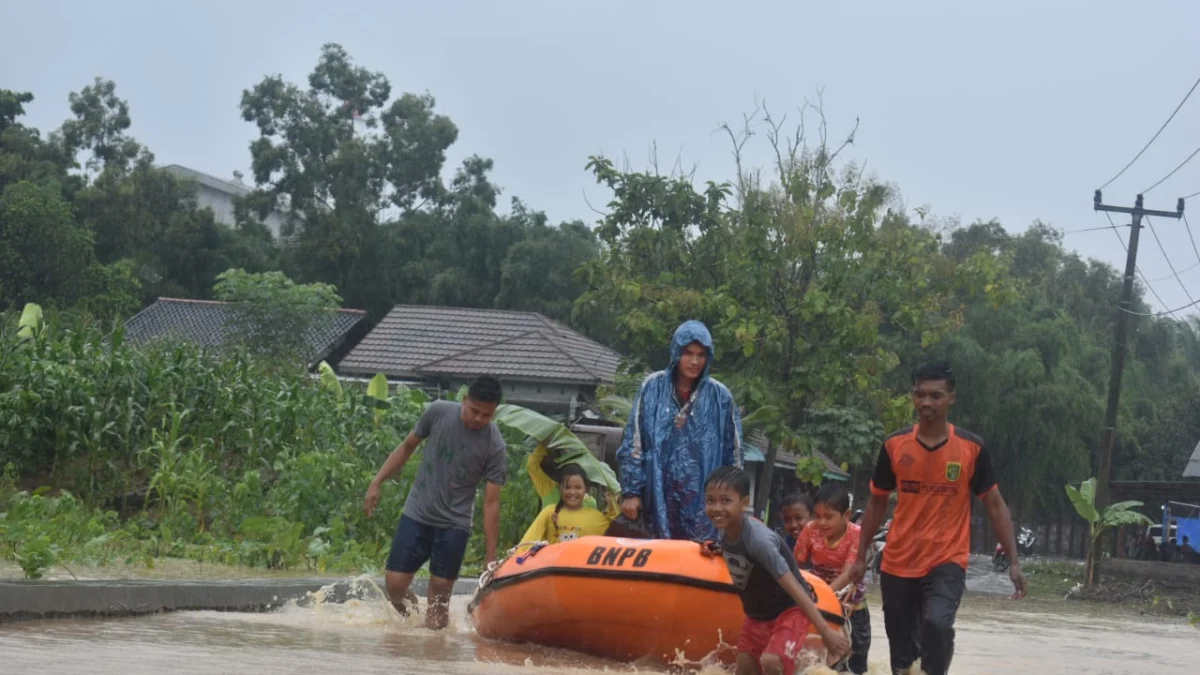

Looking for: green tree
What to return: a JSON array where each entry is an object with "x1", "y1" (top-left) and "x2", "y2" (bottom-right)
[
  {"x1": 212, "y1": 268, "x2": 343, "y2": 363},
  {"x1": 575, "y1": 103, "x2": 1009, "y2": 509},
  {"x1": 893, "y1": 218, "x2": 1200, "y2": 532},
  {"x1": 238, "y1": 43, "x2": 458, "y2": 313},
  {"x1": 56, "y1": 77, "x2": 145, "y2": 176},
  {"x1": 0, "y1": 90, "x2": 76, "y2": 194},
  {"x1": 0, "y1": 181, "x2": 94, "y2": 310},
  {"x1": 496, "y1": 216, "x2": 599, "y2": 321}
]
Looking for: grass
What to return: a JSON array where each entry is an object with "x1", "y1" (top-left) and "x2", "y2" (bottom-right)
[
  {"x1": 1024, "y1": 560, "x2": 1200, "y2": 623},
  {"x1": 1023, "y1": 560, "x2": 1085, "y2": 599}
]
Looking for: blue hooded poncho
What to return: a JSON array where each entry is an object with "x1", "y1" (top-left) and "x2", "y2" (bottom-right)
[{"x1": 616, "y1": 320, "x2": 744, "y2": 540}]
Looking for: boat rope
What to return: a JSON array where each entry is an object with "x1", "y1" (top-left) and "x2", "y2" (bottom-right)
[{"x1": 476, "y1": 541, "x2": 548, "y2": 593}]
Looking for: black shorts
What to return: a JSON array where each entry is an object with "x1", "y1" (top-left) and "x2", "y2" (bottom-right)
[{"x1": 385, "y1": 514, "x2": 470, "y2": 580}]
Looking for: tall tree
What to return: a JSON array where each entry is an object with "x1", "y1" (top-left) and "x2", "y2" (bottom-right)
[
  {"x1": 0, "y1": 181, "x2": 94, "y2": 310},
  {"x1": 577, "y1": 102, "x2": 1009, "y2": 510},
  {"x1": 0, "y1": 90, "x2": 75, "y2": 194},
  {"x1": 56, "y1": 77, "x2": 145, "y2": 176},
  {"x1": 239, "y1": 43, "x2": 458, "y2": 313}
]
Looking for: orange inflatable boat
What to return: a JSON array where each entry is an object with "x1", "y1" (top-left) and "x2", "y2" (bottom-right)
[{"x1": 468, "y1": 535, "x2": 847, "y2": 666}]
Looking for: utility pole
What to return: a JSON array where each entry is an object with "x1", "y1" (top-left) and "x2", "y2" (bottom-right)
[{"x1": 1091, "y1": 191, "x2": 1184, "y2": 510}]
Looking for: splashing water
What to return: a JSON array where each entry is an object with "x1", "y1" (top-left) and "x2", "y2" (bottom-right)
[{"x1": 0, "y1": 575, "x2": 1196, "y2": 674}]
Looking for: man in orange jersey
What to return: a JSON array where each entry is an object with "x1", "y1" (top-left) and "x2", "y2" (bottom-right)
[{"x1": 850, "y1": 361, "x2": 1026, "y2": 675}]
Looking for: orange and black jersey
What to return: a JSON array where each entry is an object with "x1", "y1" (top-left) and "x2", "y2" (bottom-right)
[{"x1": 870, "y1": 424, "x2": 997, "y2": 578}]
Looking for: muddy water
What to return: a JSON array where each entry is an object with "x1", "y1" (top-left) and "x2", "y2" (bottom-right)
[{"x1": 2, "y1": 574, "x2": 1198, "y2": 675}]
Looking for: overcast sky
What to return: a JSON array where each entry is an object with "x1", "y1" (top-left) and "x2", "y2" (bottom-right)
[{"x1": 4, "y1": 0, "x2": 1200, "y2": 316}]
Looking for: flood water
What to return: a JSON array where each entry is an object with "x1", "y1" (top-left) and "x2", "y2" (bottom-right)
[{"x1": 1, "y1": 569, "x2": 1197, "y2": 674}]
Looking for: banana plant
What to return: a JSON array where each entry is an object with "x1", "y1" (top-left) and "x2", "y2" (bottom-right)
[
  {"x1": 1066, "y1": 477, "x2": 1153, "y2": 586},
  {"x1": 493, "y1": 404, "x2": 621, "y2": 518},
  {"x1": 596, "y1": 394, "x2": 633, "y2": 427},
  {"x1": 366, "y1": 373, "x2": 389, "y2": 428},
  {"x1": 17, "y1": 303, "x2": 44, "y2": 341},
  {"x1": 317, "y1": 361, "x2": 343, "y2": 402}
]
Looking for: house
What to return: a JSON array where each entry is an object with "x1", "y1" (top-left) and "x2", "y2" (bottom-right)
[
  {"x1": 123, "y1": 298, "x2": 368, "y2": 369},
  {"x1": 1185, "y1": 440, "x2": 1200, "y2": 479},
  {"x1": 336, "y1": 305, "x2": 622, "y2": 415},
  {"x1": 163, "y1": 164, "x2": 289, "y2": 240},
  {"x1": 743, "y1": 430, "x2": 849, "y2": 516}
]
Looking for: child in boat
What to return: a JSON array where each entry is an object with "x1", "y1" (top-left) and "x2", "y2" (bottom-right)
[
  {"x1": 779, "y1": 492, "x2": 814, "y2": 554},
  {"x1": 794, "y1": 483, "x2": 871, "y2": 674},
  {"x1": 521, "y1": 464, "x2": 611, "y2": 545},
  {"x1": 702, "y1": 466, "x2": 849, "y2": 675}
]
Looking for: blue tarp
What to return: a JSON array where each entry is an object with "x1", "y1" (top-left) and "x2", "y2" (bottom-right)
[{"x1": 1176, "y1": 516, "x2": 1200, "y2": 550}]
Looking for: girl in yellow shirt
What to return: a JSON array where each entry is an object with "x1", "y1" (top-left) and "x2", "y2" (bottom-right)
[{"x1": 521, "y1": 464, "x2": 611, "y2": 544}]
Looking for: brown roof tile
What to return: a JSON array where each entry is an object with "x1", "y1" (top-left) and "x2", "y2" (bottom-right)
[
  {"x1": 123, "y1": 298, "x2": 366, "y2": 366},
  {"x1": 338, "y1": 305, "x2": 621, "y2": 384}
]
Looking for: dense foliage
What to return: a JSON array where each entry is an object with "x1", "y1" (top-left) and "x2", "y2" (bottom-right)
[
  {"x1": 0, "y1": 46, "x2": 597, "y2": 323},
  {"x1": 897, "y1": 222, "x2": 1200, "y2": 523},
  {"x1": 0, "y1": 312, "x2": 542, "y2": 579},
  {"x1": 1, "y1": 45, "x2": 1198, "y2": 572},
  {"x1": 579, "y1": 106, "x2": 1200, "y2": 522}
]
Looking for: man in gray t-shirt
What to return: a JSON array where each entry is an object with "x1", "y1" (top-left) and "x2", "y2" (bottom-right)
[{"x1": 363, "y1": 376, "x2": 507, "y2": 630}]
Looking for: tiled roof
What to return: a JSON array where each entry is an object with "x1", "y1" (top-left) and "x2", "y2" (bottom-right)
[
  {"x1": 746, "y1": 430, "x2": 850, "y2": 480},
  {"x1": 163, "y1": 164, "x2": 251, "y2": 197},
  {"x1": 124, "y1": 298, "x2": 366, "y2": 366},
  {"x1": 338, "y1": 305, "x2": 621, "y2": 384}
]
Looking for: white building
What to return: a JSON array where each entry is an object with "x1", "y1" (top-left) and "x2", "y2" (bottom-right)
[{"x1": 163, "y1": 164, "x2": 289, "y2": 240}]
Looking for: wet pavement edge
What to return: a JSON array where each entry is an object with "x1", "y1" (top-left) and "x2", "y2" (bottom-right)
[{"x1": 0, "y1": 576, "x2": 479, "y2": 623}]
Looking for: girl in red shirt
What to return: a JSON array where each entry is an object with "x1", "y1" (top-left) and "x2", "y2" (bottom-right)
[{"x1": 794, "y1": 483, "x2": 872, "y2": 674}]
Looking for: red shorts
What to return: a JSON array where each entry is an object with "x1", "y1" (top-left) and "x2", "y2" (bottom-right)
[{"x1": 736, "y1": 606, "x2": 812, "y2": 675}]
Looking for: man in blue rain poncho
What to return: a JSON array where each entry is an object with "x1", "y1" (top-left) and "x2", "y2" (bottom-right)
[{"x1": 616, "y1": 320, "x2": 744, "y2": 540}]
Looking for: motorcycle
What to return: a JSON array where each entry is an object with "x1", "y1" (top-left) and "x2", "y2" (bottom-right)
[
  {"x1": 992, "y1": 526, "x2": 1036, "y2": 572},
  {"x1": 867, "y1": 518, "x2": 890, "y2": 579}
]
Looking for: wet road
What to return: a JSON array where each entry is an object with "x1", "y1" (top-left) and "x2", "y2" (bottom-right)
[{"x1": 1, "y1": 570, "x2": 1196, "y2": 675}]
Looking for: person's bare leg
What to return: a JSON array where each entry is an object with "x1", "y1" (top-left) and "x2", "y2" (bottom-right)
[
  {"x1": 735, "y1": 652, "x2": 763, "y2": 675},
  {"x1": 385, "y1": 570, "x2": 418, "y2": 616},
  {"x1": 758, "y1": 653, "x2": 784, "y2": 675},
  {"x1": 424, "y1": 575, "x2": 455, "y2": 630}
]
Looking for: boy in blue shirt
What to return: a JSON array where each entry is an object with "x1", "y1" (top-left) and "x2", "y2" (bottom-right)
[{"x1": 703, "y1": 466, "x2": 849, "y2": 675}]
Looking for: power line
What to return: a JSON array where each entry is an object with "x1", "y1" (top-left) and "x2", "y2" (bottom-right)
[
  {"x1": 1098, "y1": 75, "x2": 1200, "y2": 191},
  {"x1": 1145, "y1": 257, "x2": 1200, "y2": 283},
  {"x1": 1105, "y1": 212, "x2": 1171, "y2": 310},
  {"x1": 1143, "y1": 144, "x2": 1200, "y2": 194},
  {"x1": 1062, "y1": 224, "x2": 1118, "y2": 235},
  {"x1": 1185, "y1": 213, "x2": 1200, "y2": 266},
  {"x1": 1143, "y1": 215, "x2": 1199, "y2": 309},
  {"x1": 1120, "y1": 296, "x2": 1200, "y2": 317}
]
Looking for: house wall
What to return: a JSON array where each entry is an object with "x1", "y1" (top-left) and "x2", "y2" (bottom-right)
[
  {"x1": 192, "y1": 184, "x2": 287, "y2": 239},
  {"x1": 421, "y1": 378, "x2": 594, "y2": 417}
]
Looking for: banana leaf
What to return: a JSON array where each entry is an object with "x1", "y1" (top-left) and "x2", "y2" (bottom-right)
[
  {"x1": 494, "y1": 403, "x2": 621, "y2": 518},
  {"x1": 596, "y1": 394, "x2": 633, "y2": 426},
  {"x1": 1065, "y1": 478, "x2": 1100, "y2": 524},
  {"x1": 366, "y1": 373, "x2": 390, "y2": 426},
  {"x1": 526, "y1": 441, "x2": 599, "y2": 511},
  {"x1": 317, "y1": 361, "x2": 343, "y2": 401},
  {"x1": 17, "y1": 303, "x2": 43, "y2": 341}
]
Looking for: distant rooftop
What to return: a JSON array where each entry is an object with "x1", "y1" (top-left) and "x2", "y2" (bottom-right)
[
  {"x1": 745, "y1": 430, "x2": 850, "y2": 481},
  {"x1": 162, "y1": 164, "x2": 252, "y2": 196},
  {"x1": 338, "y1": 305, "x2": 621, "y2": 384},
  {"x1": 124, "y1": 298, "x2": 366, "y2": 367},
  {"x1": 1186, "y1": 440, "x2": 1200, "y2": 479}
]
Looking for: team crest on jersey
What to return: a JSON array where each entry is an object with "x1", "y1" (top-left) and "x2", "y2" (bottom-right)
[{"x1": 945, "y1": 461, "x2": 962, "y2": 482}]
